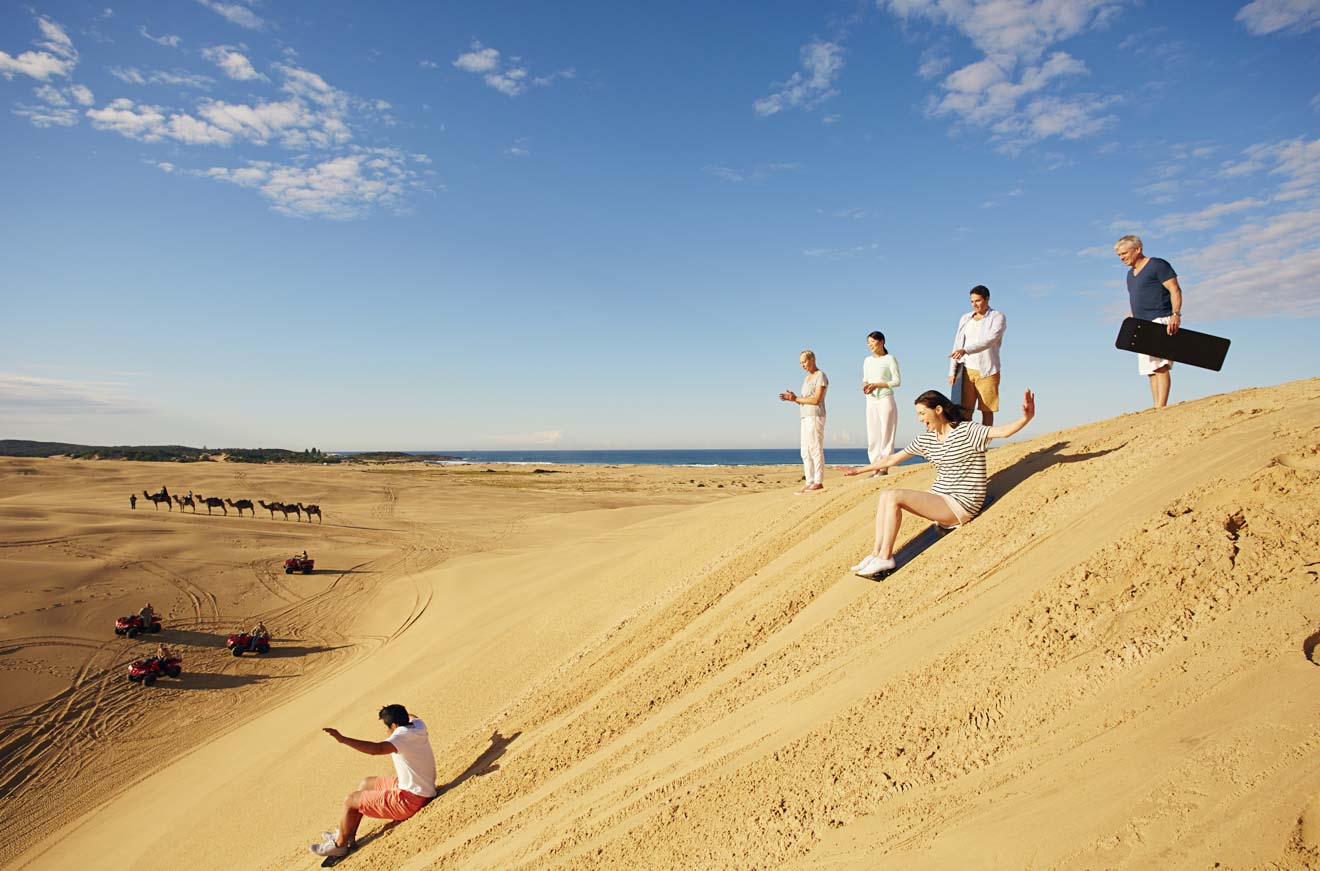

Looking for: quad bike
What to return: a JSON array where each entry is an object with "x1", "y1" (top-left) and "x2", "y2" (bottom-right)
[
  {"x1": 284, "y1": 555, "x2": 314, "y2": 574},
  {"x1": 227, "y1": 633, "x2": 271, "y2": 656},
  {"x1": 127, "y1": 656, "x2": 183, "y2": 685},
  {"x1": 115, "y1": 614, "x2": 163, "y2": 638}
]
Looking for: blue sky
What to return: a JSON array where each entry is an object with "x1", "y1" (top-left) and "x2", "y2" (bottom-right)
[{"x1": 2, "y1": 0, "x2": 1316, "y2": 451}]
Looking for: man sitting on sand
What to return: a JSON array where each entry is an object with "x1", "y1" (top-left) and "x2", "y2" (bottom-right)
[{"x1": 313, "y1": 704, "x2": 438, "y2": 858}]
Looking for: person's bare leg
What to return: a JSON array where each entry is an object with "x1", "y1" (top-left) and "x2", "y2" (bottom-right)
[
  {"x1": 1149, "y1": 367, "x2": 1171, "y2": 408},
  {"x1": 336, "y1": 791, "x2": 366, "y2": 848},
  {"x1": 872, "y1": 490, "x2": 961, "y2": 559},
  {"x1": 981, "y1": 409, "x2": 994, "y2": 425}
]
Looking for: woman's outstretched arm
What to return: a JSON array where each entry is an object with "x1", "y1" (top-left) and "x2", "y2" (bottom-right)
[
  {"x1": 987, "y1": 389, "x2": 1035, "y2": 441},
  {"x1": 844, "y1": 450, "x2": 915, "y2": 476}
]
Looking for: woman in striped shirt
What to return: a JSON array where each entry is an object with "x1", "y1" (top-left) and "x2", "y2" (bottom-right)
[{"x1": 843, "y1": 387, "x2": 1035, "y2": 577}]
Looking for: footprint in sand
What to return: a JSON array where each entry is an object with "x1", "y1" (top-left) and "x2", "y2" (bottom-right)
[{"x1": 1275, "y1": 452, "x2": 1320, "y2": 472}]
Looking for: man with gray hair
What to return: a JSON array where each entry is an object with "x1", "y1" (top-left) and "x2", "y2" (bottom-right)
[{"x1": 1114, "y1": 234, "x2": 1184, "y2": 409}]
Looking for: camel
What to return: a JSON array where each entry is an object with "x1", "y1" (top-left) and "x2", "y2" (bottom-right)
[
  {"x1": 142, "y1": 490, "x2": 172, "y2": 511},
  {"x1": 193, "y1": 494, "x2": 227, "y2": 516},
  {"x1": 279, "y1": 502, "x2": 303, "y2": 522},
  {"x1": 173, "y1": 494, "x2": 197, "y2": 513},
  {"x1": 225, "y1": 498, "x2": 255, "y2": 517},
  {"x1": 299, "y1": 503, "x2": 322, "y2": 524},
  {"x1": 258, "y1": 499, "x2": 283, "y2": 519}
]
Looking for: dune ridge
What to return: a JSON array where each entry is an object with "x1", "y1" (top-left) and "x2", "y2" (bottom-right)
[{"x1": 4, "y1": 379, "x2": 1319, "y2": 869}]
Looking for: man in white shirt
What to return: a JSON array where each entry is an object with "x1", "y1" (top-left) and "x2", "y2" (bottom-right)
[
  {"x1": 313, "y1": 704, "x2": 439, "y2": 858},
  {"x1": 948, "y1": 285, "x2": 1007, "y2": 425}
]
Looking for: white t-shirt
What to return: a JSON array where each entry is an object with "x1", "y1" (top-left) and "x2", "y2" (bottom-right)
[
  {"x1": 388, "y1": 718, "x2": 438, "y2": 797},
  {"x1": 800, "y1": 370, "x2": 828, "y2": 418}
]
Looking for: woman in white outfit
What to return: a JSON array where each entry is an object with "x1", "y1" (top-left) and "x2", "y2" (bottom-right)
[
  {"x1": 779, "y1": 349, "x2": 828, "y2": 494},
  {"x1": 861, "y1": 331, "x2": 900, "y2": 477}
]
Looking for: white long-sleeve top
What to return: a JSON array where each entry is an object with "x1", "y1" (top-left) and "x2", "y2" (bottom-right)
[{"x1": 948, "y1": 308, "x2": 1007, "y2": 377}]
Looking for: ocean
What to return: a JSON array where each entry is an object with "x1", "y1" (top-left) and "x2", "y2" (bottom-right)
[{"x1": 386, "y1": 449, "x2": 926, "y2": 468}]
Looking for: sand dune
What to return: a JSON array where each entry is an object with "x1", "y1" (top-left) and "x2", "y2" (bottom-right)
[{"x1": 3, "y1": 380, "x2": 1319, "y2": 869}]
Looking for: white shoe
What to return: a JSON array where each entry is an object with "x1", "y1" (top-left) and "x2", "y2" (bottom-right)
[
  {"x1": 311, "y1": 839, "x2": 349, "y2": 858},
  {"x1": 853, "y1": 555, "x2": 882, "y2": 576},
  {"x1": 850, "y1": 555, "x2": 875, "y2": 572},
  {"x1": 866, "y1": 557, "x2": 896, "y2": 575}
]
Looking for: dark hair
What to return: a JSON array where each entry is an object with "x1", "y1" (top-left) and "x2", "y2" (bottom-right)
[
  {"x1": 378, "y1": 704, "x2": 411, "y2": 728},
  {"x1": 867, "y1": 330, "x2": 885, "y2": 344},
  {"x1": 913, "y1": 390, "x2": 964, "y2": 424},
  {"x1": 970, "y1": 284, "x2": 989, "y2": 300}
]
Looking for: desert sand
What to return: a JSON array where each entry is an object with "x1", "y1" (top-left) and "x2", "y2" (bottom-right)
[{"x1": 2, "y1": 378, "x2": 1319, "y2": 870}]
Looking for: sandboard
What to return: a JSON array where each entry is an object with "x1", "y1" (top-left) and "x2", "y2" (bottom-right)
[
  {"x1": 1115, "y1": 317, "x2": 1230, "y2": 371},
  {"x1": 950, "y1": 362, "x2": 968, "y2": 419}
]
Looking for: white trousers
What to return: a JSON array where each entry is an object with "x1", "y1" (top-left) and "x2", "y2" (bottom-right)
[
  {"x1": 800, "y1": 416, "x2": 825, "y2": 485},
  {"x1": 865, "y1": 394, "x2": 898, "y2": 466}
]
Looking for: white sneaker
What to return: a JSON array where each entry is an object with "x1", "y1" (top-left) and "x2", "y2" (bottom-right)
[
  {"x1": 853, "y1": 555, "x2": 882, "y2": 576},
  {"x1": 850, "y1": 555, "x2": 875, "y2": 572},
  {"x1": 311, "y1": 839, "x2": 349, "y2": 858},
  {"x1": 856, "y1": 556, "x2": 896, "y2": 577}
]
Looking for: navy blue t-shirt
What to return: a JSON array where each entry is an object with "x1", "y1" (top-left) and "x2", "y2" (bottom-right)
[{"x1": 1127, "y1": 257, "x2": 1177, "y2": 319}]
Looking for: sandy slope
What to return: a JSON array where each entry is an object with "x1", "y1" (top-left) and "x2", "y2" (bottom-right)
[{"x1": 4, "y1": 380, "x2": 1319, "y2": 870}]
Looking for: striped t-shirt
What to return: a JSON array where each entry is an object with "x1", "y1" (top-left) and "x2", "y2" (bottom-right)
[{"x1": 903, "y1": 422, "x2": 991, "y2": 516}]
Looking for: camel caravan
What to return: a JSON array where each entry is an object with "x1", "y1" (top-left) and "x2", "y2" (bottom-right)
[{"x1": 134, "y1": 487, "x2": 322, "y2": 522}]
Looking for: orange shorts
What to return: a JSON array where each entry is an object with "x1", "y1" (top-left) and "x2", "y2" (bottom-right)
[{"x1": 356, "y1": 776, "x2": 430, "y2": 821}]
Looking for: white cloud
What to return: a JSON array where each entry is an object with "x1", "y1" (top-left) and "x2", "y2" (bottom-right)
[
  {"x1": 918, "y1": 45, "x2": 952, "y2": 79},
  {"x1": 1236, "y1": 0, "x2": 1320, "y2": 35},
  {"x1": 198, "y1": 148, "x2": 426, "y2": 219},
  {"x1": 485, "y1": 67, "x2": 529, "y2": 96},
  {"x1": 110, "y1": 66, "x2": 215, "y2": 89},
  {"x1": 1144, "y1": 136, "x2": 1320, "y2": 319},
  {"x1": 0, "y1": 16, "x2": 78, "y2": 81},
  {"x1": 753, "y1": 40, "x2": 844, "y2": 117},
  {"x1": 0, "y1": 373, "x2": 148, "y2": 414},
  {"x1": 138, "y1": 26, "x2": 181, "y2": 48},
  {"x1": 453, "y1": 42, "x2": 500, "y2": 73},
  {"x1": 703, "y1": 162, "x2": 800, "y2": 184},
  {"x1": 883, "y1": 1, "x2": 1122, "y2": 151},
  {"x1": 419, "y1": 59, "x2": 439, "y2": 69},
  {"x1": 36, "y1": 17, "x2": 77, "y2": 60},
  {"x1": 87, "y1": 98, "x2": 168, "y2": 140},
  {"x1": 504, "y1": 139, "x2": 529, "y2": 157},
  {"x1": 196, "y1": 0, "x2": 265, "y2": 30},
  {"x1": 13, "y1": 102, "x2": 79, "y2": 126},
  {"x1": 157, "y1": 161, "x2": 176, "y2": 172},
  {"x1": 452, "y1": 40, "x2": 569, "y2": 97},
  {"x1": 69, "y1": 83, "x2": 94, "y2": 106},
  {"x1": 802, "y1": 242, "x2": 881, "y2": 258},
  {"x1": 1155, "y1": 197, "x2": 1266, "y2": 233},
  {"x1": 532, "y1": 68, "x2": 575, "y2": 87},
  {"x1": 882, "y1": 0, "x2": 1124, "y2": 66},
  {"x1": 202, "y1": 45, "x2": 266, "y2": 81}
]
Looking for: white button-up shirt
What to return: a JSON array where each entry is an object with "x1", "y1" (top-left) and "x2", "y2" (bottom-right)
[{"x1": 949, "y1": 308, "x2": 1007, "y2": 377}]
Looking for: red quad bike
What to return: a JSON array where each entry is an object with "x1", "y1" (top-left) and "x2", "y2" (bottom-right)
[
  {"x1": 227, "y1": 633, "x2": 271, "y2": 656},
  {"x1": 127, "y1": 656, "x2": 183, "y2": 686},
  {"x1": 284, "y1": 554, "x2": 314, "y2": 574},
  {"x1": 115, "y1": 614, "x2": 163, "y2": 638}
]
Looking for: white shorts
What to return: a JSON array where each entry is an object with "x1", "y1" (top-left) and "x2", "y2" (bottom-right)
[
  {"x1": 937, "y1": 493, "x2": 974, "y2": 527},
  {"x1": 1138, "y1": 316, "x2": 1175, "y2": 376}
]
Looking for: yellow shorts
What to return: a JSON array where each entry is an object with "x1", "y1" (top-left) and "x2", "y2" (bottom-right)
[{"x1": 962, "y1": 368, "x2": 1000, "y2": 413}]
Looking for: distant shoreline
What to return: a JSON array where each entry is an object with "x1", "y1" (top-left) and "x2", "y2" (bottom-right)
[{"x1": 2, "y1": 441, "x2": 926, "y2": 468}]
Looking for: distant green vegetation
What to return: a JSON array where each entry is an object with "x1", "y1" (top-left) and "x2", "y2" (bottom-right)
[
  {"x1": 0, "y1": 441, "x2": 463, "y2": 464},
  {"x1": 0, "y1": 440, "x2": 345, "y2": 464}
]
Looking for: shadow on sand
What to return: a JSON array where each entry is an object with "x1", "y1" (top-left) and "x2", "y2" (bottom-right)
[
  {"x1": 161, "y1": 672, "x2": 292, "y2": 691},
  {"x1": 878, "y1": 440, "x2": 1125, "y2": 573},
  {"x1": 986, "y1": 440, "x2": 1124, "y2": 503},
  {"x1": 439, "y1": 729, "x2": 523, "y2": 796}
]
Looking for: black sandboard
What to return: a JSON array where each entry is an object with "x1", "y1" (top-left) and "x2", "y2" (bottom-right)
[{"x1": 1115, "y1": 317, "x2": 1230, "y2": 371}]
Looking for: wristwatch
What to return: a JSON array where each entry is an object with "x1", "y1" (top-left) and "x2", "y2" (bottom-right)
[{"x1": 1171, "y1": 311, "x2": 1181, "y2": 317}]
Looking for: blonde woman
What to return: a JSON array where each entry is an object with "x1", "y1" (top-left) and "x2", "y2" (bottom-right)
[{"x1": 779, "y1": 349, "x2": 828, "y2": 494}]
